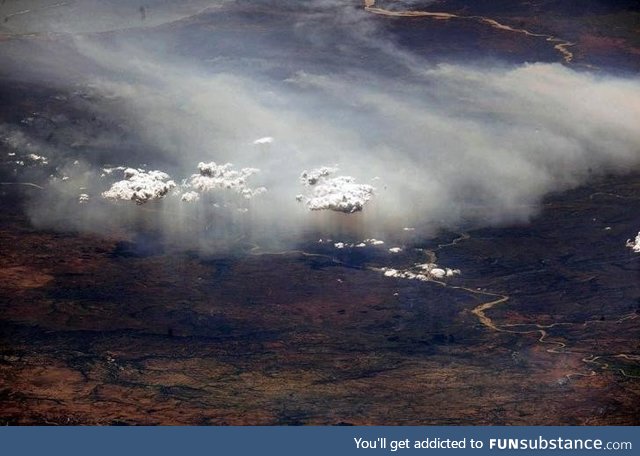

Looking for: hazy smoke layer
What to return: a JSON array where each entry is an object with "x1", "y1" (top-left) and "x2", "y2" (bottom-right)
[{"x1": 1, "y1": 1, "x2": 640, "y2": 250}]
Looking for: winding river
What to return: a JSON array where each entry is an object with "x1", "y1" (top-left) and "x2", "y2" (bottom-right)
[{"x1": 362, "y1": 0, "x2": 574, "y2": 63}]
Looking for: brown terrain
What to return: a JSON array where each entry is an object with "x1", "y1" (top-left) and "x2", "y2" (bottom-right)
[
  {"x1": 1, "y1": 171, "x2": 639, "y2": 425},
  {"x1": 1, "y1": 0, "x2": 639, "y2": 426}
]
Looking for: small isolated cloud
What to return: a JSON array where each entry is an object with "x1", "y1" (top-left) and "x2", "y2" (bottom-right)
[
  {"x1": 253, "y1": 136, "x2": 274, "y2": 145},
  {"x1": 626, "y1": 232, "x2": 640, "y2": 252},
  {"x1": 100, "y1": 166, "x2": 127, "y2": 177}
]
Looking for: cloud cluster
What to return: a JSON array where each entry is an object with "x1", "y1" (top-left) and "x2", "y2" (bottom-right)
[
  {"x1": 333, "y1": 238, "x2": 385, "y2": 249},
  {"x1": 102, "y1": 168, "x2": 176, "y2": 204},
  {"x1": 187, "y1": 162, "x2": 266, "y2": 200},
  {"x1": 382, "y1": 263, "x2": 461, "y2": 281},
  {"x1": 1, "y1": 1, "x2": 640, "y2": 252}
]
